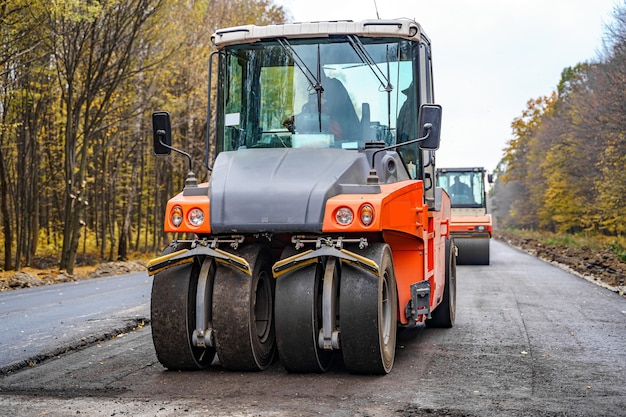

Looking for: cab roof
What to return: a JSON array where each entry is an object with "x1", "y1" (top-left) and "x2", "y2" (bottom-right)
[{"x1": 211, "y1": 19, "x2": 427, "y2": 48}]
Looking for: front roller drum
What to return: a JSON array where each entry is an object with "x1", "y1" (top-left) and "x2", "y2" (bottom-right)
[
  {"x1": 151, "y1": 245, "x2": 216, "y2": 370},
  {"x1": 340, "y1": 243, "x2": 398, "y2": 374},
  {"x1": 455, "y1": 237, "x2": 490, "y2": 265},
  {"x1": 212, "y1": 244, "x2": 276, "y2": 371}
]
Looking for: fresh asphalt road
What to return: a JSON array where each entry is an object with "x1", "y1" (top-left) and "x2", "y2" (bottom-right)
[
  {"x1": 0, "y1": 272, "x2": 152, "y2": 372},
  {"x1": 0, "y1": 240, "x2": 624, "y2": 417}
]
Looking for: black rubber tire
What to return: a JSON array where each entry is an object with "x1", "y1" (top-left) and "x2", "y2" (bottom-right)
[
  {"x1": 150, "y1": 244, "x2": 216, "y2": 370},
  {"x1": 427, "y1": 238, "x2": 456, "y2": 328},
  {"x1": 340, "y1": 243, "x2": 397, "y2": 374},
  {"x1": 212, "y1": 244, "x2": 276, "y2": 371},
  {"x1": 275, "y1": 253, "x2": 334, "y2": 373},
  {"x1": 455, "y1": 237, "x2": 490, "y2": 265}
]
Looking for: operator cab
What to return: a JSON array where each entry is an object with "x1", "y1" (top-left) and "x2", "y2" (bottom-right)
[
  {"x1": 437, "y1": 168, "x2": 489, "y2": 208},
  {"x1": 210, "y1": 20, "x2": 440, "y2": 184}
]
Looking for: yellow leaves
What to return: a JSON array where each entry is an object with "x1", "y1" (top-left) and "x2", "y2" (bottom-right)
[
  {"x1": 495, "y1": 52, "x2": 626, "y2": 234},
  {"x1": 0, "y1": 0, "x2": 290, "y2": 270},
  {"x1": 502, "y1": 92, "x2": 557, "y2": 188},
  {"x1": 49, "y1": 0, "x2": 105, "y2": 23},
  {"x1": 541, "y1": 143, "x2": 585, "y2": 232},
  {"x1": 508, "y1": 93, "x2": 557, "y2": 139}
]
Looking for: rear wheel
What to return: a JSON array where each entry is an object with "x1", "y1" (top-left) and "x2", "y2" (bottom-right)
[
  {"x1": 340, "y1": 243, "x2": 397, "y2": 374},
  {"x1": 427, "y1": 238, "x2": 456, "y2": 328},
  {"x1": 212, "y1": 244, "x2": 276, "y2": 371},
  {"x1": 151, "y1": 244, "x2": 216, "y2": 370},
  {"x1": 275, "y1": 249, "x2": 334, "y2": 372}
]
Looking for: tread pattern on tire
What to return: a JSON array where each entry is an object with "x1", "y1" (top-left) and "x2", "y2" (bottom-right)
[{"x1": 151, "y1": 244, "x2": 215, "y2": 370}]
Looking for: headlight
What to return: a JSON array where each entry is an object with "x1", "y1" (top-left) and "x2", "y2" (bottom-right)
[
  {"x1": 359, "y1": 204, "x2": 374, "y2": 226},
  {"x1": 188, "y1": 208, "x2": 205, "y2": 226},
  {"x1": 335, "y1": 207, "x2": 354, "y2": 225},
  {"x1": 477, "y1": 225, "x2": 485, "y2": 231},
  {"x1": 171, "y1": 206, "x2": 183, "y2": 227}
]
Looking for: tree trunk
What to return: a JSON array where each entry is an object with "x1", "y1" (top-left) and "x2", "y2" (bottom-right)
[
  {"x1": 0, "y1": 144, "x2": 12, "y2": 270},
  {"x1": 118, "y1": 157, "x2": 139, "y2": 261},
  {"x1": 60, "y1": 89, "x2": 77, "y2": 271}
]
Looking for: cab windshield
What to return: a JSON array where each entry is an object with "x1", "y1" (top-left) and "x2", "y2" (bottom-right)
[
  {"x1": 437, "y1": 171, "x2": 487, "y2": 208},
  {"x1": 216, "y1": 36, "x2": 418, "y2": 162}
]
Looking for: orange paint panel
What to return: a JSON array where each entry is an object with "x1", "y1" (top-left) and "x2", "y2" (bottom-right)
[
  {"x1": 427, "y1": 207, "x2": 449, "y2": 312},
  {"x1": 322, "y1": 181, "x2": 425, "y2": 235},
  {"x1": 391, "y1": 248, "x2": 424, "y2": 324},
  {"x1": 383, "y1": 230, "x2": 427, "y2": 324},
  {"x1": 322, "y1": 193, "x2": 385, "y2": 232},
  {"x1": 449, "y1": 224, "x2": 492, "y2": 233},
  {"x1": 451, "y1": 214, "x2": 491, "y2": 224},
  {"x1": 163, "y1": 187, "x2": 211, "y2": 234},
  {"x1": 450, "y1": 211, "x2": 492, "y2": 236}
]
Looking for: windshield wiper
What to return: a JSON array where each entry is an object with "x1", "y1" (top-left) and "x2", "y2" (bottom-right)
[
  {"x1": 276, "y1": 39, "x2": 325, "y2": 132},
  {"x1": 346, "y1": 35, "x2": 393, "y2": 93},
  {"x1": 347, "y1": 35, "x2": 394, "y2": 135},
  {"x1": 277, "y1": 38, "x2": 323, "y2": 93}
]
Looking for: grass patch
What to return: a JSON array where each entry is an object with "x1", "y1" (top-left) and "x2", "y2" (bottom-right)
[
  {"x1": 500, "y1": 228, "x2": 626, "y2": 255},
  {"x1": 608, "y1": 240, "x2": 626, "y2": 262}
]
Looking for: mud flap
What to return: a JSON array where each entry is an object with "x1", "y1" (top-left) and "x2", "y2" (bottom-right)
[{"x1": 405, "y1": 280, "x2": 431, "y2": 323}]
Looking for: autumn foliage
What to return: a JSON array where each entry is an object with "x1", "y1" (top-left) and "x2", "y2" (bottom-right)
[
  {"x1": 0, "y1": 0, "x2": 286, "y2": 273},
  {"x1": 492, "y1": 3, "x2": 626, "y2": 237},
  {"x1": 2, "y1": 1, "x2": 625, "y2": 274}
]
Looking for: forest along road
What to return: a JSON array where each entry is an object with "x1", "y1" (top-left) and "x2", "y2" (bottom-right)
[
  {"x1": 0, "y1": 241, "x2": 624, "y2": 417},
  {"x1": 0, "y1": 272, "x2": 152, "y2": 373}
]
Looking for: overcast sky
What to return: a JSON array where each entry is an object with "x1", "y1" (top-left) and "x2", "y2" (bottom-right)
[{"x1": 274, "y1": 0, "x2": 620, "y2": 172}]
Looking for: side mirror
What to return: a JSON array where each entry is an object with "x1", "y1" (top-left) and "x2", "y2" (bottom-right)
[
  {"x1": 152, "y1": 111, "x2": 172, "y2": 155},
  {"x1": 417, "y1": 104, "x2": 442, "y2": 150}
]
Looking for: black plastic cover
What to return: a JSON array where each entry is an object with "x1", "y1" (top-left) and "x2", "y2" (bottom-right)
[{"x1": 209, "y1": 148, "x2": 378, "y2": 233}]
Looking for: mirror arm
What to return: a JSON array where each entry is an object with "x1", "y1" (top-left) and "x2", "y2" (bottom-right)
[
  {"x1": 157, "y1": 130, "x2": 197, "y2": 188},
  {"x1": 369, "y1": 124, "x2": 432, "y2": 168}
]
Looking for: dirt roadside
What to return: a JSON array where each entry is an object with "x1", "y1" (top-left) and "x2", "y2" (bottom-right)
[
  {"x1": 495, "y1": 231, "x2": 625, "y2": 295},
  {"x1": 0, "y1": 259, "x2": 147, "y2": 292}
]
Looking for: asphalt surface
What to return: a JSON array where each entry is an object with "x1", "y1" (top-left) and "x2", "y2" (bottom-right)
[
  {"x1": 0, "y1": 272, "x2": 152, "y2": 373},
  {"x1": 0, "y1": 240, "x2": 624, "y2": 417}
]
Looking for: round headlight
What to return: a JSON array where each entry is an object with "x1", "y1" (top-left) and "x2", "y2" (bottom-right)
[
  {"x1": 477, "y1": 225, "x2": 485, "y2": 231},
  {"x1": 360, "y1": 204, "x2": 374, "y2": 226},
  {"x1": 335, "y1": 207, "x2": 354, "y2": 225},
  {"x1": 188, "y1": 208, "x2": 205, "y2": 226},
  {"x1": 171, "y1": 206, "x2": 183, "y2": 227}
]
